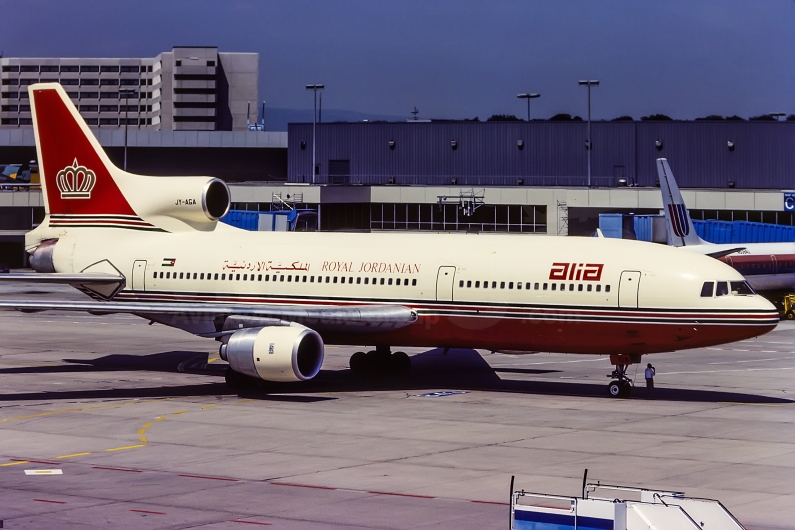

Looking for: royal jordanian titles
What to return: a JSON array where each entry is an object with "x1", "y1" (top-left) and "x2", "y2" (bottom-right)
[{"x1": 0, "y1": 84, "x2": 779, "y2": 397}]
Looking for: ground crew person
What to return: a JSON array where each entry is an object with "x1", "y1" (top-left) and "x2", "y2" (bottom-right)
[{"x1": 645, "y1": 363, "x2": 656, "y2": 399}]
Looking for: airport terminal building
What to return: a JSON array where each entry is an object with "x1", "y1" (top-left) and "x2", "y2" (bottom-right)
[
  {"x1": 0, "y1": 48, "x2": 793, "y2": 266},
  {"x1": 1, "y1": 46, "x2": 257, "y2": 131}
]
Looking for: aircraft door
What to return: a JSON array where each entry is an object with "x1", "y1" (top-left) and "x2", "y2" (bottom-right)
[
  {"x1": 132, "y1": 260, "x2": 147, "y2": 291},
  {"x1": 618, "y1": 271, "x2": 641, "y2": 308},
  {"x1": 436, "y1": 266, "x2": 456, "y2": 302}
]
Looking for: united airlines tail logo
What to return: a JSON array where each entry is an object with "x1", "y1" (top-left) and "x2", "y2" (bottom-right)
[
  {"x1": 667, "y1": 204, "x2": 690, "y2": 237},
  {"x1": 56, "y1": 159, "x2": 96, "y2": 199}
]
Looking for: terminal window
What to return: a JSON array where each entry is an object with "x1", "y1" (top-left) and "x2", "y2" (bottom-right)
[{"x1": 370, "y1": 203, "x2": 546, "y2": 233}]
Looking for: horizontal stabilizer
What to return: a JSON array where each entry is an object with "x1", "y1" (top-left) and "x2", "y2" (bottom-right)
[{"x1": 704, "y1": 247, "x2": 747, "y2": 259}]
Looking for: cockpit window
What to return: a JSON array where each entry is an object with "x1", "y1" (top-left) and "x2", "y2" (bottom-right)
[
  {"x1": 700, "y1": 282, "x2": 714, "y2": 297},
  {"x1": 731, "y1": 281, "x2": 755, "y2": 295},
  {"x1": 715, "y1": 281, "x2": 729, "y2": 296}
]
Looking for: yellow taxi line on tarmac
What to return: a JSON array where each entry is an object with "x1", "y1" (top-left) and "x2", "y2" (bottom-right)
[
  {"x1": 105, "y1": 444, "x2": 147, "y2": 452},
  {"x1": 56, "y1": 452, "x2": 91, "y2": 459},
  {"x1": 0, "y1": 398, "x2": 173, "y2": 424},
  {"x1": 3, "y1": 397, "x2": 244, "y2": 466}
]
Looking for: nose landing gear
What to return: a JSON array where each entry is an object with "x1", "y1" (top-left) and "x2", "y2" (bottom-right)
[{"x1": 607, "y1": 353, "x2": 640, "y2": 398}]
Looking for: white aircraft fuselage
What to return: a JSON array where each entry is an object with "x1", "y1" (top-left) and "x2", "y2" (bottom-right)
[{"x1": 0, "y1": 85, "x2": 779, "y2": 393}]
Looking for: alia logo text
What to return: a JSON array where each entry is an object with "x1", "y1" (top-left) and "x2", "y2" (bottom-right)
[{"x1": 549, "y1": 263, "x2": 604, "y2": 281}]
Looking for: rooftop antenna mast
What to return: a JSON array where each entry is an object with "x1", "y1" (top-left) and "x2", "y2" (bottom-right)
[{"x1": 411, "y1": 107, "x2": 419, "y2": 120}]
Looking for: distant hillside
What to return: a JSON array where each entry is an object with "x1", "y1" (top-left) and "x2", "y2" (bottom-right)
[{"x1": 262, "y1": 108, "x2": 407, "y2": 131}]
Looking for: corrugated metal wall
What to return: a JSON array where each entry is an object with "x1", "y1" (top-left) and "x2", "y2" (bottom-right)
[{"x1": 288, "y1": 121, "x2": 795, "y2": 189}]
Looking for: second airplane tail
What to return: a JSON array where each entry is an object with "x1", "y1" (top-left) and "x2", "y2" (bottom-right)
[{"x1": 656, "y1": 158, "x2": 706, "y2": 247}]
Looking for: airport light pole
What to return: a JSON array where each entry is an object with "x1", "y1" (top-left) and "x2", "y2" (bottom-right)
[
  {"x1": 119, "y1": 89, "x2": 135, "y2": 171},
  {"x1": 516, "y1": 93, "x2": 540, "y2": 121},
  {"x1": 578, "y1": 80, "x2": 599, "y2": 187},
  {"x1": 305, "y1": 84, "x2": 324, "y2": 184}
]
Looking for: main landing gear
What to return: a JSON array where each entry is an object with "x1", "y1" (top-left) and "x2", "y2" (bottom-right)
[
  {"x1": 349, "y1": 345, "x2": 411, "y2": 377},
  {"x1": 607, "y1": 353, "x2": 640, "y2": 398}
]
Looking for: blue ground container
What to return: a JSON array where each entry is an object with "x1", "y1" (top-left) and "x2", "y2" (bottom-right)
[
  {"x1": 220, "y1": 210, "x2": 260, "y2": 231},
  {"x1": 693, "y1": 219, "x2": 795, "y2": 244},
  {"x1": 598, "y1": 214, "x2": 624, "y2": 239}
]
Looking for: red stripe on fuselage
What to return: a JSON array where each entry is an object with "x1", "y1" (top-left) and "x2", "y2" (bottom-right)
[
  {"x1": 114, "y1": 291, "x2": 777, "y2": 354},
  {"x1": 115, "y1": 291, "x2": 776, "y2": 321}
]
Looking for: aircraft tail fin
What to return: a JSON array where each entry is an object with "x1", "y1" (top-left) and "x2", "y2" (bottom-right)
[
  {"x1": 30, "y1": 83, "x2": 139, "y2": 222},
  {"x1": 656, "y1": 158, "x2": 705, "y2": 247},
  {"x1": 29, "y1": 83, "x2": 228, "y2": 234}
]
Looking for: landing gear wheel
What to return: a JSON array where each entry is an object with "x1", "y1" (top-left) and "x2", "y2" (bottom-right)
[
  {"x1": 350, "y1": 351, "x2": 367, "y2": 374},
  {"x1": 606, "y1": 361, "x2": 633, "y2": 398},
  {"x1": 348, "y1": 349, "x2": 411, "y2": 377},
  {"x1": 392, "y1": 351, "x2": 411, "y2": 376},
  {"x1": 787, "y1": 312, "x2": 794, "y2": 320}
]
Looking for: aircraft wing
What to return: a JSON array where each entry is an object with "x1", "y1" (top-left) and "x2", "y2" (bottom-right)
[
  {"x1": 0, "y1": 299, "x2": 418, "y2": 336},
  {"x1": 0, "y1": 273, "x2": 124, "y2": 284},
  {"x1": 0, "y1": 272, "x2": 126, "y2": 300}
]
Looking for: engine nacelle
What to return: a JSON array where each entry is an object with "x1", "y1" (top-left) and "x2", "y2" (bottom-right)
[
  {"x1": 135, "y1": 176, "x2": 230, "y2": 224},
  {"x1": 29, "y1": 238, "x2": 58, "y2": 273},
  {"x1": 219, "y1": 326, "x2": 324, "y2": 382}
]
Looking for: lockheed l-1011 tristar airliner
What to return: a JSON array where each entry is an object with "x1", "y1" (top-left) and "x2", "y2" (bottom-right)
[{"x1": 0, "y1": 84, "x2": 779, "y2": 397}]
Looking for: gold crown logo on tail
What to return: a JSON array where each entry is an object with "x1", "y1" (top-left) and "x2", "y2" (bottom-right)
[{"x1": 56, "y1": 159, "x2": 96, "y2": 199}]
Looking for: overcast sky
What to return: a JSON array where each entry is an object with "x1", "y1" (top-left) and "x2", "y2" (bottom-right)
[{"x1": 3, "y1": 1, "x2": 793, "y2": 122}]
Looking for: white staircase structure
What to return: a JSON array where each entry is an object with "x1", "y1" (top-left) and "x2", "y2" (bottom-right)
[{"x1": 511, "y1": 480, "x2": 745, "y2": 530}]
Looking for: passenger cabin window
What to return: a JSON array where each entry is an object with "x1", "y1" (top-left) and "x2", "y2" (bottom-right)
[
  {"x1": 701, "y1": 282, "x2": 714, "y2": 297},
  {"x1": 716, "y1": 282, "x2": 729, "y2": 296}
]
